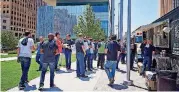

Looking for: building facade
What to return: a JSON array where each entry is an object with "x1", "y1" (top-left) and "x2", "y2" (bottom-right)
[
  {"x1": 0, "y1": 0, "x2": 46, "y2": 38},
  {"x1": 37, "y1": 1, "x2": 109, "y2": 38},
  {"x1": 160, "y1": 0, "x2": 179, "y2": 16}
]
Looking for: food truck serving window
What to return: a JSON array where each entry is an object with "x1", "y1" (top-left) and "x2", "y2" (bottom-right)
[{"x1": 135, "y1": 36, "x2": 143, "y2": 43}]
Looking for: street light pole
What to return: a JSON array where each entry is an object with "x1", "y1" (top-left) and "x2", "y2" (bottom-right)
[
  {"x1": 124, "y1": 0, "x2": 133, "y2": 86},
  {"x1": 118, "y1": 3, "x2": 120, "y2": 39},
  {"x1": 120, "y1": 0, "x2": 123, "y2": 41}
]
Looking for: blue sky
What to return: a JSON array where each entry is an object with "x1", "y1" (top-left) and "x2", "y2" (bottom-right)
[{"x1": 114, "y1": 0, "x2": 159, "y2": 34}]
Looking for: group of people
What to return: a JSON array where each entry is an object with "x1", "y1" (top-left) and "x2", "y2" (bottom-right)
[
  {"x1": 17, "y1": 31, "x2": 74, "y2": 90},
  {"x1": 16, "y1": 30, "x2": 155, "y2": 90}
]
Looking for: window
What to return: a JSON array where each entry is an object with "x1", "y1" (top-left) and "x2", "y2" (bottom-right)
[
  {"x1": 3, "y1": 20, "x2": 6, "y2": 23},
  {"x1": 3, "y1": 26, "x2": 6, "y2": 29},
  {"x1": 3, "y1": 10, "x2": 5, "y2": 13},
  {"x1": 7, "y1": 5, "x2": 9, "y2": 8},
  {"x1": 3, "y1": 5, "x2": 6, "y2": 8},
  {"x1": 7, "y1": 10, "x2": 9, "y2": 13}
]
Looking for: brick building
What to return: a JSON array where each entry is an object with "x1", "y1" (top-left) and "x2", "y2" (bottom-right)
[
  {"x1": 0, "y1": 0, "x2": 46, "y2": 38},
  {"x1": 160, "y1": 0, "x2": 179, "y2": 16}
]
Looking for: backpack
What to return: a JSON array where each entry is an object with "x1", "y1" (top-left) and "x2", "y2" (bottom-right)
[{"x1": 21, "y1": 37, "x2": 28, "y2": 46}]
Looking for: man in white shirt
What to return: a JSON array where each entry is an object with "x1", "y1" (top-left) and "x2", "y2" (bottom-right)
[{"x1": 17, "y1": 31, "x2": 35, "y2": 90}]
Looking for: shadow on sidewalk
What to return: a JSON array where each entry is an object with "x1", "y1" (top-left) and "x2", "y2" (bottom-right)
[
  {"x1": 116, "y1": 69, "x2": 127, "y2": 73},
  {"x1": 109, "y1": 84, "x2": 128, "y2": 90},
  {"x1": 23, "y1": 84, "x2": 37, "y2": 91},
  {"x1": 55, "y1": 70, "x2": 74, "y2": 74},
  {"x1": 131, "y1": 84, "x2": 148, "y2": 90},
  {"x1": 40, "y1": 87, "x2": 63, "y2": 91},
  {"x1": 79, "y1": 76, "x2": 93, "y2": 81}
]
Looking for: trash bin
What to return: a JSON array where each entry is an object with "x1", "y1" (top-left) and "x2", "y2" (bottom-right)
[{"x1": 157, "y1": 70, "x2": 178, "y2": 91}]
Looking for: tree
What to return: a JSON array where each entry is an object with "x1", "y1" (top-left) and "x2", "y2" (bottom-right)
[
  {"x1": 73, "y1": 5, "x2": 106, "y2": 40},
  {"x1": 1, "y1": 31, "x2": 18, "y2": 50}
]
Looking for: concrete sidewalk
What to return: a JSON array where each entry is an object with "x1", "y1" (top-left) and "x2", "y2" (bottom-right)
[{"x1": 8, "y1": 61, "x2": 148, "y2": 91}]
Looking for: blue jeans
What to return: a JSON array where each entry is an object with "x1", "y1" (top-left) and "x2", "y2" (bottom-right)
[
  {"x1": 141, "y1": 56, "x2": 152, "y2": 74},
  {"x1": 19, "y1": 57, "x2": 31, "y2": 84},
  {"x1": 121, "y1": 53, "x2": 126, "y2": 63},
  {"x1": 55, "y1": 54, "x2": 60, "y2": 69},
  {"x1": 40, "y1": 62, "x2": 55, "y2": 85},
  {"x1": 90, "y1": 53, "x2": 94, "y2": 69},
  {"x1": 76, "y1": 52, "x2": 85, "y2": 76},
  {"x1": 65, "y1": 50, "x2": 72, "y2": 69},
  {"x1": 84, "y1": 52, "x2": 90, "y2": 70},
  {"x1": 104, "y1": 61, "x2": 117, "y2": 80},
  {"x1": 36, "y1": 53, "x2": 43, "y2": 70}
]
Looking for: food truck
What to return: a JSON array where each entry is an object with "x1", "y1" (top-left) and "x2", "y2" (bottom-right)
[{"x1": 133, "y1": 7, "x2": 179, "y2": 91}]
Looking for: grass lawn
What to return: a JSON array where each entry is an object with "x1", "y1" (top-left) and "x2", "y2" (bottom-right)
[{"x1": 1, "y1": 54, "x2": 76, "y2": 91}]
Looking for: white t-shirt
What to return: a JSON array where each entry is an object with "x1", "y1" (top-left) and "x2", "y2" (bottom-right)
[{"x1": 18, "y1": 37, "x2": 34, "y2": 58}]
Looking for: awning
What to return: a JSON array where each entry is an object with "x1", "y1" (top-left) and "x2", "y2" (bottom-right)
[{"x1": 140, "y1": 19, "x2": 169, "y2": 31}]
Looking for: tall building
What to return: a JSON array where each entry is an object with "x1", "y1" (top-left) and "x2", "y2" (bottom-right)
[
  {"x1": 0, "y1": 0, "x2": 46, "y2": 38},
  {"x1": 160, "y1": 0, "x2": 179, "y2": 16},
  {"x1": 39, "y1": 0, "x2": 109, "y2": 37}
]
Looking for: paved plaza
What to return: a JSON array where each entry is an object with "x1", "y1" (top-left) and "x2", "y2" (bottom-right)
[{"x1": 8, "y1": 61, "x2": 148, "y2": 91}]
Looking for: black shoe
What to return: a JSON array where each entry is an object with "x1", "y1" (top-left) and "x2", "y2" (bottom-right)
[
  {"x1": 18, "y1": 84, "x2": 25, "y2": 90},
  {"x1": 81, "y1": 75, "x2": 88, "y2": 78},
  {"x1": 101, "y1": 67, "x2": 104, "y2": 70},
  {"x1": 109, "y1": 78, "x2": 115, "y2": 85},
  {"x1": 50, "y1": 84, "x2": 56, "y2": 88},
  {"x1": 38, "y1": 83, "x2": 44, "y2": 90}
]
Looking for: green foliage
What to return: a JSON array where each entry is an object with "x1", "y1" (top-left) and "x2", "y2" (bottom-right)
[
  {"x1": 73, "y1": 5, "x2": 106, "y2": 40},
  {"x1": 1, "y1": 31, "x2": 18, "y2": 50}
]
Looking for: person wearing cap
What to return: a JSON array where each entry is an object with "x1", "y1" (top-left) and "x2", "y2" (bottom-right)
[
  {"x1": 39, "y1": 33, "x2": 58, "y2": 90},
  {"x1": 75, "y1": 33, "x2": 88, "y2": 78},
  {"x1": 17, "y1": 31, "x2": 35, "y2": 90},
  {"x1": 54, "y1": 32, "x2": 63, "y2": 71},
  {"x1": 89, "y1": 38, "x2": 95, "y2": 70},
  {"x1": 64, "y1": 34, "x2": 74, "y2": 70},
  {"x1": 83, "y1": 36, "x2": 90, "y2": 71}
]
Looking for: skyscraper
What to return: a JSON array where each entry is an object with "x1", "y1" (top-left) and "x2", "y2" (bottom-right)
[
  {"x1": 160, "y1": 0, "x2": 179, "y2": 16},
  {"x1": 0, "y1": 0, "x2": 46, "y2": 38}
]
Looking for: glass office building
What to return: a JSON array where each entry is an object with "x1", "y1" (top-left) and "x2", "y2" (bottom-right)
[{"x1": 37, "y1": 0, "x2": 109, "y2": 37}]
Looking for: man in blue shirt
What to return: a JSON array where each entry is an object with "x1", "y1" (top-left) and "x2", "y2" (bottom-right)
[
  {"x1": 39, "y1": 33, "x2": 58, "y2": 90},
  {"x1": 140, "y1": 40, "x2": 155, "y2": 76},
  {"x1": 36, "y1": 36, "x2": 44, "y2": 71},
  {"x1": 104, "y1": 35, "x2": 120, "y2": 85}
]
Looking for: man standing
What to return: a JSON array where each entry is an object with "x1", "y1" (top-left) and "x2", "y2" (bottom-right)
[
  {"x1": 36, "y1": 36, "x2": 44, "y2": 71},
  {"x1": 130, "y1": 39, "x2": 137, "y2": 70},
  {"x1": 64, "y1": 34, "x2": 74, "y2": 70},
  {"x1": 54, "y1": 32, "x2": 63, "y2": 71},
  {"x1": 39, "y1": 33, "x2": 58, "y2": 90},
  {"x1": 97, "y1": 39, "x2": 106, "y2": 69},
  {"x1": 104, "y1": 35, "x2": 120, "y2": 85},
  {"x1": 75, "y1": 33, "x2": 88, "y2": 78},
  {"x1": 89, "y1": 38, "x2": 95, "y2": 70},
  {"x1": 83, "y1": 37, "x2": 90, "y2": 71},
  {"x1": 140, "y1": 40, "x2": 155, "y2": 76},
  {"x1": 17, "y1": 31, "x2": 35, "y2": 90}
]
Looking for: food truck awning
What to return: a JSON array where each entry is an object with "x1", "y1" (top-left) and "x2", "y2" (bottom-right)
[{"x1": 140, "y1": 19, "x2": 169, "y2": 31}]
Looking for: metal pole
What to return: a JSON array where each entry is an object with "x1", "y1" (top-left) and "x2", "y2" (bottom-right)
[
  {"x1": 111, "y1": 0, "x2": 115, "y2": 35},
  {"x1": 124, "y1": 0, "x2": 132, "y2": 86},
  {"x1": 120, "y1": 0, "x2": 123, "y2": 41},
  {"x1": 118, "y1": 3, "x2": 120, "y2": 39}
]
